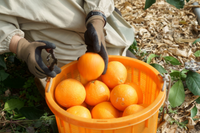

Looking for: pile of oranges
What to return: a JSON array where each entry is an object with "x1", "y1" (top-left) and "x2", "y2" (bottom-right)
[{"x1": 54, "y1": 52, "x2": 146, "y2": 119}]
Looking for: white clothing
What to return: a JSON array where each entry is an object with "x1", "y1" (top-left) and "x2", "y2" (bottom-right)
[{"x1": 0, "y1": 0, "x2": 134, "y2": 67}]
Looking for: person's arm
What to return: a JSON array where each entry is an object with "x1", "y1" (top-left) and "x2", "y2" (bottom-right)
[
  {"x1": 83, "y1": 0, "x2": 115, "y2": 18},
  {"x1": 83, "y1": 0, "x2": 115, "y2": 74},
  {"x1": 0, "y1": 14, "x2": 24, "y2": 55},
  {"x1": 9, "y1": 35, "x2": 61, "y2": 78},
  {"x1": 0, "y1": 15, "x2": 60, "y2": 78},
  {"x1": 9, "y1": 35, "x2": 22, "y2": 54}
]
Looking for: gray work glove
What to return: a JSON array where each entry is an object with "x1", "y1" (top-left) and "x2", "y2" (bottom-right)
[
  {"x1": 17, "y1": 38, "x2": 61, "y2": 78},
  {"x1": 84, "y1": 13, "x2": 108, "y2": 74}
]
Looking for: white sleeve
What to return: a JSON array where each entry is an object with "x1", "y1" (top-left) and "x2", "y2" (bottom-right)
[
  {"x1": 0, "y1": 14, "x2": 24, "y2": 54},
  {"x1": 84, "y1": 0, "x2": 115, "y2": 17}
]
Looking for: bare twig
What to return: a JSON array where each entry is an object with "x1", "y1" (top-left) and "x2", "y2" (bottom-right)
[
  {"x1": 10, "y1": 123, "x2": 14, "y2": 133},
  {"x1": 184, "y1": 5, "x2": 200, "y2": 9},
  {"x1": 0, "y1": 115, "x2": 55, "y2": 126},
  {"x1": 15, "y1": 122, "x2": 26, "y2": 129}
]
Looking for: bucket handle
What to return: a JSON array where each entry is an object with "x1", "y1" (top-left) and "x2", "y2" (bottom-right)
[
  {"x1": 157, "y1": 74, "x2": 172, "y2": 129},
  {"x1": 46, "y1": 77, "x2": 53, "y2": 93},
  {"x1": 158, "y1": 74, "x2": 167, "y2": 92}
]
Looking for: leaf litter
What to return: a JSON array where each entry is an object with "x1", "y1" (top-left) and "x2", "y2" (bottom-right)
[{"x1": 114, "y1": 0, "x2": 200, "y2": 132}]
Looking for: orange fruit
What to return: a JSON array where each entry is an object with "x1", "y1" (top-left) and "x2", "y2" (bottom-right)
[
  {"x1": 101, "y1": 61, "x2": 127, "y2": 89},
  {"x1": 77, "y1": 52, "x2": 105, "y2": 81},
  {"x1": 122, "y1": 104, "x2": 145, "y2": 117},
  {"x1": 55, "y1": 78, "x2": 86, "y2": 108},
  {"x1": 79, "y1": 74, "x2": 89, "y2": 86},
  {"x1": 91, "y1": 102, "x2": 120, "y2": 119},
  {"x1": 66, "y1": 105, "x2": 92, "y2": 119},
  {"x1": 85, "y1": 80, "x2": 110, "y2": 106},
  {"x1": 110, "y1": 84, "x2": 138, "y2": 111},
  {"x1": 126, "y1": 82, "x2": 143, "y2": 104}
]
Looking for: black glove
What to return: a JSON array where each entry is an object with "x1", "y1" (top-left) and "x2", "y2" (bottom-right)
[
  {"x1": 84, "y1": 11, "x2": 108, "y2": 74},
  {"x1": 17, "y1": 38, "x2": 61, "y2": 78}
]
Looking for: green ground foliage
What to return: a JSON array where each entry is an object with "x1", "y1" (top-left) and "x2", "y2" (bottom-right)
[{"x1": 0, "y1": 53, "x2": 58, "y2": 133}]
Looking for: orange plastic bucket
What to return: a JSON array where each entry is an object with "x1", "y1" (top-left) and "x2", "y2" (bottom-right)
[{"x1": 45, "y1": 55, "x2": 166, "y2": 133}]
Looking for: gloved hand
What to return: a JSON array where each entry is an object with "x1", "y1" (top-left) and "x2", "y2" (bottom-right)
[
  {"x1": 84, "y1": 11, "x2": 108, "y2": 74},
  {"x1": 17, "y1": 38, "x2": 61, "y2": 78}
]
